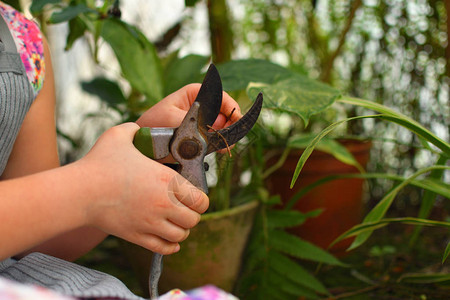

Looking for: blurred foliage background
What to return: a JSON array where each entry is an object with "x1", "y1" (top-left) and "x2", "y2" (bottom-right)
[{"x1": 225, "y1": 0, "x2": 449, "y2": 209}]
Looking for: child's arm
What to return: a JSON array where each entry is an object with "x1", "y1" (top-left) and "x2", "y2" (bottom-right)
[
  {"x1": 0, "y1": 39, "x2": 209, "y2": 261},
  {"x1": 0, "y1": 121, "x2": 208, "y2": 261},
  {"x1": 1, "y1": 38, "x2": 108, "y2": 261}
]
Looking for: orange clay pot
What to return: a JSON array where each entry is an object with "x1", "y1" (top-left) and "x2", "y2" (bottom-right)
[{"x1": 266, "y1": 139, "x2": 372, "y2": 257}]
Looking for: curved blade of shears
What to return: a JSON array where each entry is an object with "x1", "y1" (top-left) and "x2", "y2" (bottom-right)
[
  {"x1": 206, "y1": 92, "x2": 263, "y2": 154},
  {"x1": 194, "y1": 64, "x2": 223, "y2": 130}
]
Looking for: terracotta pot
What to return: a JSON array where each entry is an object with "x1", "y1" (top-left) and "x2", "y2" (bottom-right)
[
  {"x1": 266, "y1": 139, "x2": 372, "y2": 257},
  {"x1": 120, "y1": 200, "x2": 259, "y2": 296}
]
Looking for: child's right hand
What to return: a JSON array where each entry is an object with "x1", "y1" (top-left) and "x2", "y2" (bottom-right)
[{"x1": 77, "y1": 122, "x2": 209, "y2": 255}]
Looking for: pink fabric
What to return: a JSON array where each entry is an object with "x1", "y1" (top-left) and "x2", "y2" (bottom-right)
[
  {"x1": 0, "y1": 276, "x2": 239, "y2": 300},
  {"x1": 0, "y1": 1, "x2": 45, "y2": 95}
]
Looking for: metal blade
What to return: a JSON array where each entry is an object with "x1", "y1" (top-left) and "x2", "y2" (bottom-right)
[
  {"x1": 206, "y1": 92, "x2": 263, "y2": 154},
  {"x1": 194, "y1": 64, "x2": 223, "y2": 129}
]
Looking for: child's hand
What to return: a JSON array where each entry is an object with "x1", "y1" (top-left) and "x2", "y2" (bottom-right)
[
  {"x1": 136, "y1": 84, "x2": 242, "y2": 130},
  {"x1": 78, "y1": 123, "x2": 208, "y2": 255}
]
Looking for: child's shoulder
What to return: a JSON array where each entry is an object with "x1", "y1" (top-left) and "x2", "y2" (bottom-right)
[{"x1": 0, "y1": 2, "x2": 45, "y2": 95}]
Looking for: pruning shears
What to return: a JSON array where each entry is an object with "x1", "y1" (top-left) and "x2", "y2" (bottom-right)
[{"x1": 133, "y1": 64, "x2": 263, "y2": 299}]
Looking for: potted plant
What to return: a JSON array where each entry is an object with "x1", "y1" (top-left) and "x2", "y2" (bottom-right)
[{"x1": 290, "y1": 95, "x2": 450, "y2": 283}]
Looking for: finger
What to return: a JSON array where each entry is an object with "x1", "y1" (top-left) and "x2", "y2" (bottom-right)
[
  {"x1": 168, "y1": 175, "x2": 209, "y2": 214},
  {"x1": 109, "y1": 122, "x2": 141, "y2": 141},
  {"x1": 184, "y1": 83, "x2": 202, "y2": 107},
  {"x1": 132, "y1": 233, "x2": 181, "y2": 255},
  {"x1": 168, "y1": 207, "x2": 201, "y2": 229},
  {"x1": 220, "y1": 91, "x2": 242, "y2": 122},
  {"x1": 185, "y1": 85, "x2": 241, "y2": 122},
  {"x1": 150, "y1": 220, "x2": 191, "y2": 243}
]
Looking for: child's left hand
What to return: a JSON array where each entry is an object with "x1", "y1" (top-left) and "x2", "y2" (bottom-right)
[{"x1": 136, "y1": 84, "x2": 242, "y2": 130}]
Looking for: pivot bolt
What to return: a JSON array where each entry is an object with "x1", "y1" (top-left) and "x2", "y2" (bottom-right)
[{"x1": 178, "y1": 139, "x2": 200, "y2": 159}]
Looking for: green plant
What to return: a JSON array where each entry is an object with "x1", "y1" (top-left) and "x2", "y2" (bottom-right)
[{"x1": 290, "y1": 95, "x2": 450, "y2": 285}]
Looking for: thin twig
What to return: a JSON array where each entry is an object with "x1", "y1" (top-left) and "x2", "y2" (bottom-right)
[
  {"x1": 262, "y1": 147, "x2": 291, "y2": 179},
  {"x1": 226, "y1": 107, "x2": 236, "y2": 123},
  {"x1": 325, "y1": 285, "x2": 379, "y2": 300},
  {"x1": 207, "y1": 125, "x2": 232, "y2": 157}
]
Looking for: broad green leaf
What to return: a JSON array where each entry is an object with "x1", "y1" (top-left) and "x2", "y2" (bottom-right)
[
  {"x1": 267, "y1": 209, "x2": 321, "y2": 229},
  {"x1": 269, "y1": 251, "x2": 328, "y2": 295},
  {"x1": 332, "y1": 217, "x2": 450, "y2": 249},
  {"x1": 49, "y1": 4, "x2": 96, "y2": 24},
  {"x1": 163, "y1": 54, "x2": 209, "y2": 96},
  {"x1": 81, "y1": 77, "x2": 126, "y2": 107},
  {"x1": 349, "y1": 165, "x2": 450, "y2": 250},
  {"x1": 30, "y1": 0, "x2": 61, "y2": 14},
  {"x1": 398, "y1": 273, "x2": 450, "y2": 284},
  {"x1": 247, "y1": 75, "x2": 339, "y2": 125},
  {"x1": 268, "y1": 229, "x2": 343, "y2": 266},
  {"x1": 288, "y1": 134, "x2": 363, "y2": 172},
  {"x1": 217, "y1": 59, "x2": 293, "y2": 91},
  {"x1": 339, "y1": 97, "x2": 450, "y2": 156},
  {"x1": 100, "y1": 18, "x2": 163, "y2": 105},
  {"x1": 443, "y1": 242, "x2": 450, "y2": 264}
]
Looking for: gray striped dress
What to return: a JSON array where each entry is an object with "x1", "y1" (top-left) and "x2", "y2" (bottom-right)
[{"x1": 0, "y1": 6, "x2": 144, "y2": 300}]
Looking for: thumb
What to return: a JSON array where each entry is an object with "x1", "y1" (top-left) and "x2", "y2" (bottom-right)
[{"x1": 116, "y1": 122, "x2": 141, "y2": 140}]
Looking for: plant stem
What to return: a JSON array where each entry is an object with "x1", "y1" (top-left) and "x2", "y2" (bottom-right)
[
  {"x1": 327, "y1": 285, "x2": 379, "y2": 299},
  {"x1": 207, "y1": 0, "x2": 233, "y2": 63},
  {"x1": 444, "y1": 0, "x2": 450, "y2": 79},
  {"x1": 262, "y1": 147, "x2": 291, "y2": 179},
  {"x1": 321, "y1": 0, "x2": 362, "y2": 83}
]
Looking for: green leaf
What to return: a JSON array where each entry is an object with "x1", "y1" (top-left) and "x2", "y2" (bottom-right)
[
  {"x1": 266, "y1": 209, "x2": 321, "y2": 229},
  {"x1": 332, "y1": 217, "x2": 450, "y2": 249},
  {"x1": 288, "y1": 134, "x2": 363, "y2": 172},
  {"x1": 163, "y1": 54, "x2": 210, "y2": 96},
  {"x1": 185, "y1": 0, "x2": 201, "y2": 7},
  {"x1": 81, "y1": 77, "x2": 126, "y2": 107},
  {"x1": 64, "y1": 16, "x2": 87, "y2": 51},
  {"x1": 410, "y1": 155, "x2": 449, "y2": 246},
  {"x1": 217, "y1": 59, "x2": 293, "y2": 91},
  {"x1": 286, "y1": 173, "x2": 450, "y2": 210},
  {"x1": 443, "y1": 242, "x2": 450, "y2": 264},
  {"x1": 398, "y1": 273, "x2": 450, "y2": 284},
  {"x1": 268, "y1": 271, "x2": 319, "y2": 299},
  {"x1": 268, "y1": 229, "x2": 343, "y2": 266},
  {"x1": 269, "y1": 251, "x2": 328, "y2": 295},
  {"x1": 290, "y1": 112, "x2": 450, "y2": 188},
  {"x1": 49, "y1": 4, "x2": 96, "y2": 24},
  {"x1": 100, "y1": 18, "x2": 163, "y2": 105},
  {"x1": 349, "y1": 165, "x2": 450, "y2": 250},
  {"x1": 339, "y1": 97, "x2": 450, "y2": 156},
  {"x1": 30, "y1": 0, "x2": 61, "y2": 14},
  {"x1": 247, "y1": 75, "x2": 339, "y2": 125},
  {"x1": 290, "y1": 115, "x2": 377, "y2": 188},
  {"x1": 261, "y1": 194, "x2": 282, "y2": 205}
]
